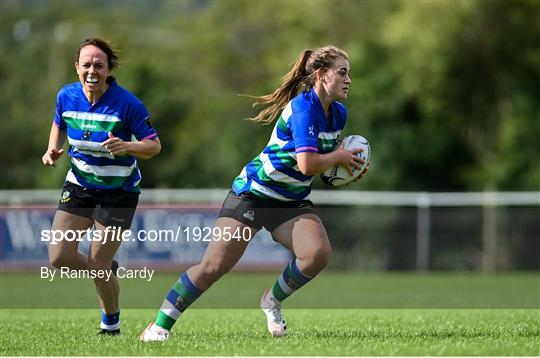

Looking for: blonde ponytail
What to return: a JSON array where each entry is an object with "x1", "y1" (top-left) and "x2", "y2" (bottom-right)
[{"x1": 248, "y1": 46, "x2": 348, "y2": 125}]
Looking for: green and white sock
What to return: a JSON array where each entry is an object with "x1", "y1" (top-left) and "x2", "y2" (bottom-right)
[
  {"x1": 271, "y1": 258, "x2": 312, "y2": 302},
  {"x1": 155, "y1": 272, "x2": 202, "y2": 330}
]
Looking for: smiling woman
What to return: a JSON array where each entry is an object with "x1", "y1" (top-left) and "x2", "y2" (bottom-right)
[
  {"x1": 74, "y1": 38, "x2": 119, "y2": 105},
  {"x1": 41, "y1": 37, "x2": 161, "y2": 336}
]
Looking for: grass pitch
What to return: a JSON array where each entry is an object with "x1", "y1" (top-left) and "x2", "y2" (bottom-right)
[
  {"x1": 1, "y1": 272, "x2": 539, "y2": 355},
  {"x1": 1, "y1": 308, "x2": 538, "y2": 355}
]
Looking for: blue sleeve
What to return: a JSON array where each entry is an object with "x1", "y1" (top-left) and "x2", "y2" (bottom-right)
[
  {"x1": 126, "y1": 99, "x2": 158, "y2": 140},
  {"x1": 289, "y1": 111, "x2": 318, "y2": 153},
  {"x1": 53, "y1": 90, "x2": 66, "y2": 130}
]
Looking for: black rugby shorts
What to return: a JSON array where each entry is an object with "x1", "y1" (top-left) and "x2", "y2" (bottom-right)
[
  {"x1": 218, "y1": 190, "x2": 317, "y2": 233},
  {"x1": 57, "y1": 181, "x2": 139, "y2": 230}
]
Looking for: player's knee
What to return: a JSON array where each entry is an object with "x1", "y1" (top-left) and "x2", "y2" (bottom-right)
[
  {"x1": 314, "y1": 244, "x2": 332, "y2": 269},
  {"x1": 49, "y1": 252, "x2": 70, "y2": 269},
  {"x1": 199, "y1": 259, "x2": 231, "y2": 282},
  {"x1": 87, "y1": 257, "x2": 112, "y2": 271},
  {"x1": 302, "y1": 244, "x2": 332, "y2": 272}
]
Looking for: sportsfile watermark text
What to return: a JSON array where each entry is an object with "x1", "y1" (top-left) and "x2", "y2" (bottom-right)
[{"x1": 41, "y1": 226, "x2": 253, "y2": 245}]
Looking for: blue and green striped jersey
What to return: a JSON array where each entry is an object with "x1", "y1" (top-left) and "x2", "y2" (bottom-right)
[
  {"x1": 53, "y1": 80, "x2": 158, "y2": 193},
  {"x1": 232, "y1": 88, "x2": 347, "y2": 201}
]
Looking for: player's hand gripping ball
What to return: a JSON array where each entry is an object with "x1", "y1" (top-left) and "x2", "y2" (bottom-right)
[{"x1": 321, "y1": 135, "x2": 371, "y2": 187}]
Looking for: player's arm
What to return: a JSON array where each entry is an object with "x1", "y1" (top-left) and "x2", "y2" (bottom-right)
[
  {"x1": 297, "y1": 145, "x2": 364, "y2": 176},
  {"x1": 125, "y1": 137, "x2": 161, "y2": 160},
  {"x1": 101, "y1": 132, "x2": 161, "y2": 160},
  {"x1": 291, "y1": 111, "x2": 363, "y2": 176},
  {"x1": 42, "y1": 123, "x2": 67, "y2": 166}
]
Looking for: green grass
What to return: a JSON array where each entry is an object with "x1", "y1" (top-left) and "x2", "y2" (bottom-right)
[
  {"x1": 1, "y1": 272, "x2": 539, "y2": 355},
  {"x1": 2, "y1": 271, "x2": 539, "y2": 308},
  {"x1": 1, "y1": 309, "x2": 538, "y2": 355}
]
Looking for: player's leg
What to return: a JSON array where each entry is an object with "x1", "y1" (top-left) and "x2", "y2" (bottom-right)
[
  {"x1": 154, "y1": 217, "x2": 255, "y2": 327},
  {"x1": 272, "y1": 213, "x2": 331, "y2": 278},
  {"x1": 186, "y1": 218, "x2": 255, "y2": 290},
  {"x1": 90, "y1": 189, "x2": 138, "y2": 335},
  {"x1": 89, "y1": 221, "x2": 124, "y2": 334},
  {"x1": 260, "y1": 213, "x2": 331, "y2": 336},
  {"x1": 48, "y1": 212, "x2": 94, "y2": 270},
  {"x1": 140, "y1": 217, "x2": 256, "y2": 342},
  {"x1": 49, "y1": 182, "x2": 98, "y2": 269},
  {"x1": 49, "y1": 209, "x2": 121, "y2": 273}
]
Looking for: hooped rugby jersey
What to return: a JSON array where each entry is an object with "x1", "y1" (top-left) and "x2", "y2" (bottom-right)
[
  {"x1": 53, "y1": 80, "x2": 158, "y2": 193},
  {"x1": 232, "y1": 88, "x2": 347, "y2": 201}
]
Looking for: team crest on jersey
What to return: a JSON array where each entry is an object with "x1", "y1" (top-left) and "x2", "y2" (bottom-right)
[
  {"x1": 60, "y1": 190, "x2": 70, "y2": 203},
  {"x1": 83, "y1": 129, "x2": 91, "y2": 140}
]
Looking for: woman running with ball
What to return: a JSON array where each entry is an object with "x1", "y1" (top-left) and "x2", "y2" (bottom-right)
[
  {"x1": 43, "y1": 38, "x2": 161, "y2": 335},
  {"x1": 140, "y1": 45, "x2": 367, "y2": 341}
]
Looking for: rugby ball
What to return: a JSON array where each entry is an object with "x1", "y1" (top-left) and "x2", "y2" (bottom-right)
[{"x1": 320, "y1": 135, "x2": 371, "y2": 187}]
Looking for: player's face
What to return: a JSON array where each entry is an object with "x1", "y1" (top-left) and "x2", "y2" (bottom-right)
[
  {"x1": 321, "y1": 57, "x2": 351, "y2": 101},
  {"x1": 75, "y1": 45, "x2": 111, "y2": 97}
]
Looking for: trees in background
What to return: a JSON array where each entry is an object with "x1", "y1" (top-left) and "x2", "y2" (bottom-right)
[{"x1": 2, "y1": 0, "x2": 539, "y2": 190}]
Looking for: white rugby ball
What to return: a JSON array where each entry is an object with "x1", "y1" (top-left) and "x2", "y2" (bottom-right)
[{"x1": 320, "y1": 135, "x2": 371, "y2": 187}]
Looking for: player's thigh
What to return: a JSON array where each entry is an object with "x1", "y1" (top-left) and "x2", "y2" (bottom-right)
[
  {"x1": 199, "y1": 217, "x2": 257, "y2": 271},
  {"x1": 93, "y1": 189, "x2": 139, "y2": 232},
  {"x1": 89, "y1": 221, "x2": 124, "y2": 270},
  {"x1": 88, "y1": 189, "x2": 138, "y2": 268},
  {"x1": 49, "y1": 210, "x2": 94, "y2": 262},
  {"x1": 272, "y1": 213, "x2": 331, "y2": 259}
]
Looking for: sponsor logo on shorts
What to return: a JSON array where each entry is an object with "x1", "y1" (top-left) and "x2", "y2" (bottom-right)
[
  {"x1": 242, "y1": 210, "x2": 255, "y2": 222},
  {"x1": 60, "y1": 190, "x2": 70, "y2": 203},
  {"x1": 110, "y1": 217, "x2": 125, "y2": 223},
  {"x1": 308, "y1": 126, "x2": 315, "y2": 136}
]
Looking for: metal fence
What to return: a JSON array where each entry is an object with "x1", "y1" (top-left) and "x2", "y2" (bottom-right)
[{"x1": 1, "y1": 190, "x2": 539, "y2": 271}]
